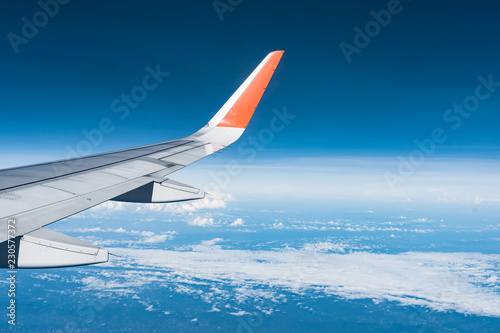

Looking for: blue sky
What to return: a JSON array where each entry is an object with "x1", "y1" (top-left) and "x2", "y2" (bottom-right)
[{"x1": 1, "y1": 0, "x2": 500, "y2": 205}]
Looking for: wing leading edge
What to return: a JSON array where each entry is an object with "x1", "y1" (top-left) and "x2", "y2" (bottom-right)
[{"x1": 0, "y1": 51, "x2": 284, "y2": 268}]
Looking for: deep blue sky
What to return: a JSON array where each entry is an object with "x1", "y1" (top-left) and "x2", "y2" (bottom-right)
[{"x1": 1, "y1": 0, "x2": 500, "y2": 161}]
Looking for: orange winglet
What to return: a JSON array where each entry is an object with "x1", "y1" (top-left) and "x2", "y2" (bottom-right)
[{"x1": 217, "y1": 51, "x2": 284, "y2": 128}]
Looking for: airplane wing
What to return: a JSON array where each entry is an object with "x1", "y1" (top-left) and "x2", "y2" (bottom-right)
[{"x1": 0, "y1": 51, "x2": 284, "y2": 269}]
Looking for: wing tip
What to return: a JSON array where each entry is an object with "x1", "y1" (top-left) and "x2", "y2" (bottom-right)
[{"x1": 215, "y1": 50, "x2": 285, "y2": 129}]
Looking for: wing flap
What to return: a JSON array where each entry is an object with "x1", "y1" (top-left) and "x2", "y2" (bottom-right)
[{"x1": 17, "y1": 228, "x2": 108, "y2": 268}]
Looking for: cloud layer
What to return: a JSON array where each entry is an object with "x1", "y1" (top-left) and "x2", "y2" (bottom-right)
[{"x1": 73, "y1": 242, "x2": 500, "y2": 318}]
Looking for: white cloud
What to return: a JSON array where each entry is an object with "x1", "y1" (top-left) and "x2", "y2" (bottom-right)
[
  {"x1": 103, "y1": 245, "x2": 500, "y2": 318},
  {"x1": 76, "y1": 192, "x2": 234, "y2": 220},
  {"x1": 145, "y1": 305, "x2": 154, "y2": 311},
  {"x1": 228, "y1": 310, "x2": 249, "y2": 316},
  {"x1": 201, "y1": 238, "x2": 224, "y2": 246},
  {"x1": 414, "y1": 218, "x2": 430, "y2": 223},
  {"x1": 409, "y1": 228, "x2": 433, "y2": 234},
  {"x1": 72, "y1": 227, "x2": 106, "y2": 233},
  {"x1": 272, "y1": 222, "x2": 284, "y2": 229},
  {"x1": 136, "y1": 192, "x2": 234, "y2": 214},
  {"x1": 68, "y1": 227, "x2": 177, "y2": 244},
  {"x1": 263, "y1": 221, "x2": 435, "y2": 234},
  {"x1": 138, "y1": 233, "x2": 176, "y2": 244},
  {"x1": 31, "y1": 273, "x2": 60, "y2": 281},
  {"x1": 301, "y1": 241, "x2": 347, "y2": 253},
  {"x1": 229, "y1": 218, "x2": 245, "y2": 227},
  {"x1": 188, "y1": 216, "x2": 215, "y2": 227},
  {"x1": 72, "y1": 227, "x2": 128, "y2": 233}
]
